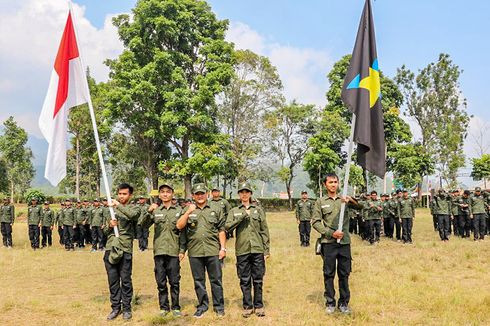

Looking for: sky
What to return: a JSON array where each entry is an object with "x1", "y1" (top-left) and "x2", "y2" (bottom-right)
[{"x1": 0, "y1": 0, "x2": 489, "y2": 185}]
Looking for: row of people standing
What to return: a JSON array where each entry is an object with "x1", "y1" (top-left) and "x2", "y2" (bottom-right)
[{"x1": 430, "y1": 187, "x2": 488, "y2": 242}]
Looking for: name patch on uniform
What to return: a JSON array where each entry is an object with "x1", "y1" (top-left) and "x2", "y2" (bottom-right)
[
  {"x1": 155, "y1": 214, "x2": 164, "y2": 217},
  {"x1": 234, "y1": 213, "x2": 242, "y2": 216},
  {"x1": 321, "y1": 205, "x2": 331, "y2": 208},
  {"x1": 189, "y1": 214, "x2": 197, "y2": 218}
]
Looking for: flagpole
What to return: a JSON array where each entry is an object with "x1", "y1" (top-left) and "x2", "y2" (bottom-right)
[
  {"x1": 68, "y1": 2, "x2": 119, "y2": 237},
  {"x1": 337, "y1": 114, "x2": 356, "y2": 243}
]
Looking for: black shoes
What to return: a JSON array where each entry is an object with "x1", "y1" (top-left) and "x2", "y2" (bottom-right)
[
  {"x1": 107, "y1": 309, "x2": 121, "y2": 320},
  {"x1": 193, "y1": 309, "x2": 206, "y2": 318},
  {"x1": 122, "y1": 311, "x2": 132, "y2": 320}
]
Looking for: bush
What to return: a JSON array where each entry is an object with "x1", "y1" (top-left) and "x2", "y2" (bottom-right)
[{"x1": 24, "y1": 189, "x2": 47, "y2": 204}]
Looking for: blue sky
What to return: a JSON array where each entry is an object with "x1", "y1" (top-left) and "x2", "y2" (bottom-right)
[{"x1": 0, "y1": 0, "x2": 488, "y2": 187}]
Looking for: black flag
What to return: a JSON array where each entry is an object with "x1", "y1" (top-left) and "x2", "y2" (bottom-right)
[{"x1": 341, "y1": 0, "x2": 386, "y2": 178}]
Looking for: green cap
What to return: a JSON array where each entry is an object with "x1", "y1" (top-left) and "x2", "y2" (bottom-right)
[
  {"x1": 158, "y1": 182, "x2": 174, "y2": 192},
  {"x1": 191, "y1": 183, "x2": 208, "y2": 194},
  {"x1": 475, "y1": 186, "x2": 482, "y2": 191},
  {"x1": 238, "y1": 181, "x2": 253, "y2": 193}
]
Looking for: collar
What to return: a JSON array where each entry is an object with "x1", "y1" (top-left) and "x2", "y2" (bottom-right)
[{"x1": 239, "y1": 202, "x2": 256, "y2": 209}]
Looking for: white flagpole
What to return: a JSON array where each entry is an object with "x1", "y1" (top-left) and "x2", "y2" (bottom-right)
[
  {"x1": 336, "y1": 114, "x2": 356, "y2": 243},
  {"x1": 68, "y1": 2, "x2": 119, "y2": 237}
]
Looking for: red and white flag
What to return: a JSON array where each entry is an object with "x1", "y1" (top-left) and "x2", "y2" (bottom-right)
[{"x1": 39, "y1": 12, "x2": 89, "y2": 186}]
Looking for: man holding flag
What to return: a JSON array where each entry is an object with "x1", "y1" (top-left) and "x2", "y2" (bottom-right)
[{"x1": 314, "y1": 0, "x2": 386, "y2": 315}]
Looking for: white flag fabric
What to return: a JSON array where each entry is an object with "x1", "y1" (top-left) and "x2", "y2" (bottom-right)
[{"x1": 39, "y1": 12, "x2": 89, "y2": 186}]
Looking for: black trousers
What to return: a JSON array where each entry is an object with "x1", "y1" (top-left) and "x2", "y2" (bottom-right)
[
  {"x1": 41, "y1": 226, "x2": 52, "y2": 247},
  {"x1": 57, "y1": 226, "x2": 64, "y2": 244},
  {"x1": 394, "y1": 218, "x2": 402, "y2": 240},
  {"x1": 299, "y1": 220, "x2": 311, "y2": 246},
  {"x1": 473, "y1": 214, "x2": 487, "y2": 240},
  {"x1": 1, "y1": 222, "x2": 13, "y2": 247},
  {"x1": 236, "y1": 253, "x2": 265, "y2": 309},
  {"x1": 357, "y1": 217, "x2": 368, "y2": 240},
  {"x1": 432, "y1": 214, "x2": 438, "y2": 231},
  {"x1": 154, "y1": 255, "x2": 181, "y2": 311},
  {"x1": 456, "y1": 215, "x2": 467, "y2": 237},
  {"x1": 349, "y1": 217, "x2": 358, "y2": 235},
  {"x1": 462, "y1": 214, "x2": 472, "y2": 238},
  {"x1": 104, "y1": 251, "x2": 133, "y2": 312},
  {"x1": 402, "y1": 218, "x2": 413, "y2": 243},
  {"x1": 91, "y1": 226, "x2": 104, "y2": 250},
  {"x1": 451, "y1": 215, "x2": 459, "y2": 236},
  {"x1": 321, "y1": 243, "x2": 351, "y2": 307},
  {"x1": 136, "y1": 225, "x2": 149, "y2": 250},
  {"x1": 383, "y1": 217, "x2": 395, "y2": 238},
  {"x1": 84, "y1": 224, "x2": 92, "y2": 244},
  {"x1": 437, "y1": 215, "x2": 450, "y2": 241},
  {"x1": 189, "y1": 256, "x2": 224, "y2": 312},
  {"x1": 75, "y1": 224, "x2": 85, "y2": 247},
  {"x1": 63, "y1": 225, "x2": 75, "y2": 249},
  {"x1": 368, "y1": 219, "x2": 381, "y2": 244},
  {"x1": 28, "y1": 225, "x2": 40, "y2": 248}
]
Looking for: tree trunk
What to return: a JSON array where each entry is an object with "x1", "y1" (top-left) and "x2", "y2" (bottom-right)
[
  {"x1": 75, "y1": 135, "x2": 80, "y2": 200},
  {"x1": 362, "y1": 168, "x2": 368, "y2": 193},
  {"x1": 184, "y1": 174, "x2": 192, "y2": 199},
  {"x1": 10, "y1": 181, "x2": 14, "y2": 204},
  {"x1": 182, "y1": 134, "x2": 191, "y2": 198},
  {"x1": 286, "y1": 179, "x2": 293, "y2": 211}
]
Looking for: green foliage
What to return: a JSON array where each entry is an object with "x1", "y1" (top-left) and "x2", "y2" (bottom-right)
[
  {"x1": 0, "y1": 158, "x2": 8, "y2": 194},
  {"x1": 0, "y1": 116, "x2": 35, "y2": 200},
  {"x1": 106, "y1": 0, "x2": 235, "y2": 196},
  {"x1": 395, "y1": 53, "x2": 469, "y2": 187},
  {"x1": 471, "y1": 154, "x2": 490, "y2": 181},
  {"x1": 391, "y1": 143, "x2": 434, "y2": 190},
  {"x1": 24, "y1": 189, "x2": 47, "y2": 204}
]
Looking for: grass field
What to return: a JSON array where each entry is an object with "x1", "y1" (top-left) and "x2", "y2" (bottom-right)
[{"x1": 0, "y1": 207, "x2": 489, "y2": 326}]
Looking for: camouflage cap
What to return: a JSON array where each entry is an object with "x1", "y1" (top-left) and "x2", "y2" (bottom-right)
[
  {"x1": 301, "y1": 190, "x2": 308, "y2": 194},
  {"x1": 191, "y1": 183, "x2": 208, "y2": 194},
  {"x1": 238, "y1": 181, "x2": 253, "y2": 193},
  {"x1": 211, "y1": 187, "x2": 220, "y2": 192},
  {"x1": 475, "y1": 186, "x2": 482, "y2": 191},
  {"x1": 158, "y1": 182, "x2": 174, "y2": 192},
  {"x1": 44, "y1": 201, "x2": 50, "y2": 205}
]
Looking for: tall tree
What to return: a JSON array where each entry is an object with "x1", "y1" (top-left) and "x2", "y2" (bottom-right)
[
  {"x1": 106, "y1": 0, "x2": 234, "y2": 197},
  {"x1": 391, "y1": 142, "x2": 434, "y2": 190},
  {"x1": 0, "y1": 117, "x2": 35, "y2": 201},
  {"x1": 265, "y1": 101, "x2": 317, "y2": 209},
  {"x1": 395, "y1": 53, "x2": 469, "y2": 188},
  {"x1": 217, "y1": 49, "x2": 284, "y2": 184},
  {"x1": 471, "y1": 154, "x2": 490, "y2": 189}
]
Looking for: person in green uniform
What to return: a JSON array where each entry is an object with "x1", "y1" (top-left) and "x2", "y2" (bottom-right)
[
  {"x1": 209, "y1": 187, "x2": 233, "y2": 238},
  {"x1": 366, "y1": 191, "x2": 383, "y2": 245},
  {"x1": 295, "y1": 190, "x2": 313, "y2": 247},
  {"x1": 40, "y1": 201, "x2": 54, "y2": 247},
  {"x1": 90, "y1": 199, "x2": 105, "y2": 252},
  {"x1": 104, "y1": 183, "x2": 140, "y2": 321},
  {"x1": 0, "y1": 197, "x2": 14, "y2": 248},
  {"x1": 469, "y1": 187, "x2": 487, "y2": 241},
  {"x1": 27, "y1": 198, "x2": 42, "y2": 250},
  {"x1": 83, "y1": 199, "x2": 93, "y2": 245},
  {"x1": 136, "y1": 196, "x2": 150, "y2": 252},
  {"x1": 458, "y1": 191, "x2": 471, "y2": 238},
  {"x1": 429, "y1": 195, "x2": 438, "y2": 231},
  {"x1": 176, "y1": 183, "x2": 226, "y2": 318},
  {"x1": 225, "y1": 182, "x2": 270, "y2": 318},
  {"x1": 398, "y1": 190, "x2": 416, "y2": 244},
  {"x1": 433, "y1": 189, "x2": 451, "y2": 242},
  {"x1": 142, "y1": 183, "x2": 185, "y2": 317},
  {"x1": 450, "y1": 190, "x2": 461, "y2": 237},
  {"x1": 63, "y1": 199, "x2": 76, "y2": 251},
  {"x1": 56, "y1": 202, "x2": 65, "y2": 246},
  {"x1": 311, "y1": 173, "x2": 362, "y2": 315},
  {"x1": 75, "y1": 200, "x2": 88, "y2": 248}
]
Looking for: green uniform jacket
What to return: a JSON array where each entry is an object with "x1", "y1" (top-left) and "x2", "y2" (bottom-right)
[
  {"x1": 90, "y1": 206, "x2": 104, "y2": 227},
  {"x1": 433, "y1": 195, "x2": 451, "y2": 215},
  {"x1": 63, "y1": 207, "x2": 76, "y2": 226},
  {"x1": 104, "y1": 204, "x2": 140, "y2": 254},
  {"x1": 398, "y1": 197, "x2": 415, "y2": 219},
  {"x1": 85, "y1": 206, "x2": 92, "y2": 225},
  {"x1": 182, "y1": 204, "x2": 225, "y2": 257},
  {"x1": 41, "y1": 208, "x2": 54, "y2": 227},
  {"x1": 209, "y1": 198, "x2": 232, "y2": 218},
  {"x1": 295, "y1": 199, "x2": 314, "y2": 221},
  {"x1": 450, "y1": 196, "x2": 461, "y2": 216},
  {"x1": 469, "y1": 194, "x2": 487, "y2": 215},
  {"x1": 311, "y1": 196, "x2": 362, "y2": 245},
  {"x1": 225, "y1": 203, "x2": 270, "y2": 256},
  {"x1": 137, "y1": 203, "x2": 150, "y2": 226},
  {"x1": 429, "y1": 200, "x2": 435, "y2": 215},
  {"x1": 56, "y1": 209, "x2": 64, "y2": 227},
  {"x1": 387, "y1": 199, "x2": 398, "y2": 217},
  {"x1": 27, "y1": 205, "x2": 42, "y2": 225},
  {"x1": 76, "y1": 207, "x2": 89, "y2": 224},
  {"x1": 141, "y1": 205, "x2": 185, "y2": 257},
  {"x1": 458, "y1": 197, "x2": 470, "y2": 215},
  {"x1": 366, "y1": 199, "x2": 383, "y2": 220},
  {"x1": 0, "y1": 204, "x2": 15, "y2": 224}
]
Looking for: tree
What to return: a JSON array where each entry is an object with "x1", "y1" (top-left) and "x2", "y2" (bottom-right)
[
  {"x1": 390, "y1": 142, "x2": 434, "y2": 190},
  {"x1": 217, "y1": 49, "x2": 284, "y2": 185},
  {"x1": 471, "y1": 154, "x2": 490, "y2": 189},
  {"x1": 265, "y1": 101, "x2": 317, "y2": 209},
  {"x1": 0, "y1": 158, "x2": 8, "y2": 194},
  {"x1": 0, "y1": 117, "x2": 35, "y2": 201},
  {"x1": 106, "y1": 0, "x2": 234, "y2": 197},
  {"x1": 395, "y1": 53, "x2": 469, "y2": 188}
]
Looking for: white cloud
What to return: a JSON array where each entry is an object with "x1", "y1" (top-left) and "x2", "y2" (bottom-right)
[
  {"x1": 0, "y1": 0, "x2": 124, "y2": 137},
  {"x1": 227, "y1": 21, "x2": 332, "y2": 107}
]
